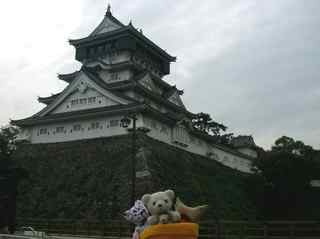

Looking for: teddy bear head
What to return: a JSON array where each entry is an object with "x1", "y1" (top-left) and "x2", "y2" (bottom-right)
[{"x1": 141, "y1": 189, "x2": 175, "y2": 215}]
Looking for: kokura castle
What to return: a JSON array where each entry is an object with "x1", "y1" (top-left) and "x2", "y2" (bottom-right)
[{"x1": 12, "y1": 6, "x2": 258, "y2": 174}]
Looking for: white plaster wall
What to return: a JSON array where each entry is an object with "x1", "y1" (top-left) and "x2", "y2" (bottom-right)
[
  {"x1": 53, "y1": 88, "x2": 117, "y2": 114},
  {"x1": 208, "y1": 147, "x2": 252, "y2": 173},
  {"x1": 237, "y1": 148, "x2": 258, "y2": 158},
  {"x1": 42, "y1": 72, "x2": 130, "y2": 117},
  {"x1": 143, "y1": 116, "x2": 171, "y2": 143},
  {"x1": 141, "y1": 116, "x2": 252, "y2": 173},
  {"x1": 99, "y1": 69, "x2": 133, "y2": 83},
  {"x1": 310, "y1": 180, "x2": 320, "y2": 187},
  {"x1": 84, "y1": 51, "x2": 131, "y2": 67},
  {"x1": 100, "y1": 51, "x2": 131, "y2": 64},
  {"x1": 30, "y1": 114, "x2": 143, "y2": 144},
  {"x1": 15, "y1": 127, "x2": 32, "y2": 142},
  {"x1": 27, "y1": 113, "x2": 252, "y2": 173}
]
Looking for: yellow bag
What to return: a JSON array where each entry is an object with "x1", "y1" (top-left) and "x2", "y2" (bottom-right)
[{"x1": 140, "y1": 223, "x2": 199, "y2": 239}]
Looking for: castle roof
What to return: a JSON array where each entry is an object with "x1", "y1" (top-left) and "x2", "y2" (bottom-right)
[
  {"x1": 69, "y1": 9, "x2": 176, "y2": 65},
  {"x1": 231, "y1": 135, "x2": 257, "y2": 149},
  {"x1": 38, "y1": 93, "x2": 61, "y2": 105},
  {"x1": 11, "y1": 103, "x2": 144, "y2": 127}
]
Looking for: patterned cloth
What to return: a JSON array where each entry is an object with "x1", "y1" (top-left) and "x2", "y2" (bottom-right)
[
  {"x1": 124, "y1": 200, "x2": 150, "y2": 239},
  {"x1": 123, "y1": 200, "x2": 149, "y2": 226}
]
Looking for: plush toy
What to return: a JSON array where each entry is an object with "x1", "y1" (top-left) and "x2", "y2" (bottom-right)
[
  {"x1": 175, "y1": 197, "x2": 208, "y2": 222},
  {"x1": 141, "y1": 189, "x2": 181, "y2": 225},
  {"x1": 123, "y1": 200, "x2": 149, "y2": 226},
  {"x1": 123, "y1": 200, "x2": 150, "y2": 239}
]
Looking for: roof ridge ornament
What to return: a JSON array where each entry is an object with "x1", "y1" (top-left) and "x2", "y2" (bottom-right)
[{"x1": 106, "y1": 3, "x2": 111, "y2": 15}]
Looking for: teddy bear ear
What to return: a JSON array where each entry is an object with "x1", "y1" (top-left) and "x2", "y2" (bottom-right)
[
  {"x1": 165, "y1": 189, "x2": 175, "y2": 200},
  {"x1": 141, "y1": 194, "x2": 151, "y2": 205}
]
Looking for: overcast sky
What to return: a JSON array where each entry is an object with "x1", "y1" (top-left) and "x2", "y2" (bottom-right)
[{"x1": 0, "y1": 0, "x2": 319, "y2": 149}]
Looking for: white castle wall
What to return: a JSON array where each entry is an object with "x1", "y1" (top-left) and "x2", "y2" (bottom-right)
[
  {"x1": 141, "y1": 116, "x2": 252, "y2": 173},
  {"x1": 237, "y1": 148, "x2": 258, "y2": 158},
  {"x1": 85, "y1": 51, "x2": 131, "y2": 66},
  {"x1": 99, "y1": 69, "x2": 133, "y2": 83},
  {"x1": 22, "y1": 114, "x2": 252, "y2": 173},
  {"x1": 100, "y1": 51, "x2": 131, "y2": 64},
  {"x1": 29, "y1": 114, "x2": 143, "y2": 144}
]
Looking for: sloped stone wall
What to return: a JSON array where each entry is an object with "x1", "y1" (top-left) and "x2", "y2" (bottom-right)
[{"x1": 13, "y1": 134, "x2": 256, "y2": 220}]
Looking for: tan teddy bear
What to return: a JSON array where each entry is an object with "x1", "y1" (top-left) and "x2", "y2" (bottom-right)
[{"x1": 141, "y1": 189, "x2": 181, "y2": 225}]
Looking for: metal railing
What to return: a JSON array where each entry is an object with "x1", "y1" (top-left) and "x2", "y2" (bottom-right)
[{"x1": 15, "y1": 218, "x2": 320, "y2": 239}]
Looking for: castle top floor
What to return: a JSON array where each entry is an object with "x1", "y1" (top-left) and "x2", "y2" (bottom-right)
[{"x1": 69, "y1": 5, "x2": 176, "y2": 76}]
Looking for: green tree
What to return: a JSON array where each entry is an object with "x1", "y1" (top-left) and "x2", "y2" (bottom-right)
[
  {"x1": 272, "y1": 136, "x2": 314, "y2": 156},
  {"x1": 191, "y1": 112, "x2": 233, "y2": 145},
  {"x1": 0, "y1": 125, "x2": 21, "y2": 233},
  {"x1": 249, "y1": 136, "x2": 320, "y2": 219},
  {"x1": 0, "y1": 125, "x2": 19, "y2": 161}
]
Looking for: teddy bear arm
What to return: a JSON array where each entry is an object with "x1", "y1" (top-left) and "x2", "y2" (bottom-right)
[
  {"x1": 146, "y1": 215, "x2": 159, "y2": 225},
  {"x1": 169, "y1": 211, "x2": 181, "y2": 222}
]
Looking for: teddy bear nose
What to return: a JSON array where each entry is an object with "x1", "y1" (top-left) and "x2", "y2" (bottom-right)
[{"x1": 158, "y1": 204, "x2": 162, "y2": 208}]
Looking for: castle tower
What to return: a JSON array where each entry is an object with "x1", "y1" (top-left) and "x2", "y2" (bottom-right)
[{"x1": 12, "y1": 6, "x2": 254, "y2": 173}]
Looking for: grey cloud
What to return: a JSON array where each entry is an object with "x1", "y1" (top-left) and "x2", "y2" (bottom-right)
[{"x1": 183, "y1": 0, "x2": 320, "y2": 148}]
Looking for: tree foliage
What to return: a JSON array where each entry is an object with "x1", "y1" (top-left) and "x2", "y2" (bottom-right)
[
  {"x1": 0, "y1": 125, "x2": 19, "y2": 161},
  {"x1": 248, "y1": 136, "x2": 320, "y2": 220},
  {"x1": 272, "y1": 136, "x2": 315, "y2": 157},
  {"x1": 0, "y1": 125, "x2": 21, "y2": 232},
  {"x1": 192, "y1": 112, "x2": 227, "y2": 134},
  {"x1": 191, "y1": 112, "x2": 233, "y2": 146}
]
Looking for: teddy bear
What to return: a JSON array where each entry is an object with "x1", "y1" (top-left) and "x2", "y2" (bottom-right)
[{"x1": 141, "y1": 189, "x2": 181, "y2": 225}]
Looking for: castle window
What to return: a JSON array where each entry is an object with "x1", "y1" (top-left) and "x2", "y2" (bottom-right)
[
  {"x1": 39, "y1": 128, "x2": 47, "y2": 135},
  {"x1": 91, "y1": 122, "x2": 100, "y2": 130},
  {"x1": 189, "y1": 135, "x2": 195, "y2": 143},
  {"x1": 88, "y1": 97, "x2": 96, "y2": 104},
  {"x1": 97, "y1": 45, "x2": 104, "y2": 53},
  {"x1": 160, "y1": 125, "x2": 169, "y2": 135},
  {"x1": 144, "y1": 118, "x2": 152, "y2": 128},
  {"x1": 110, "y1": 51, "x2": 118, "y2": 57},
  {"x1": 71, "y1": 99, "x2": 79, "y2": 106},
  {"x1": 110, "y1": 73, "x2": 119, "y2": 81},
  {"x1": 56, "y1": 126, "x2": 64, "y2": 134},
  {"x1": 80, "y1": 98, "x2": 87, "y2": 104},
  {"x1": 110, "y1": 119, "x2": 119, "y2": 127},
  {"x1": 73, "y1": 124, "x2": 81, "y2": 132},
  {"x1": 105, "y1": 43, "x2": 112, "y2": 51},
  {"x1": 89, "y1": 47, "x2": 96, "y2": 56},
  {"x1": 151, "y1": 120, "x2": 158, "y2": 129},
  {"x1": 172, "y1": 126, "x2": 188, "y2": 146}
]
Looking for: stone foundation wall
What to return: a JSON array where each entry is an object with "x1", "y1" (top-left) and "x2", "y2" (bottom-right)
[{"x1": 13, "y1": 134, "x2": 256, "y2": 220}]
